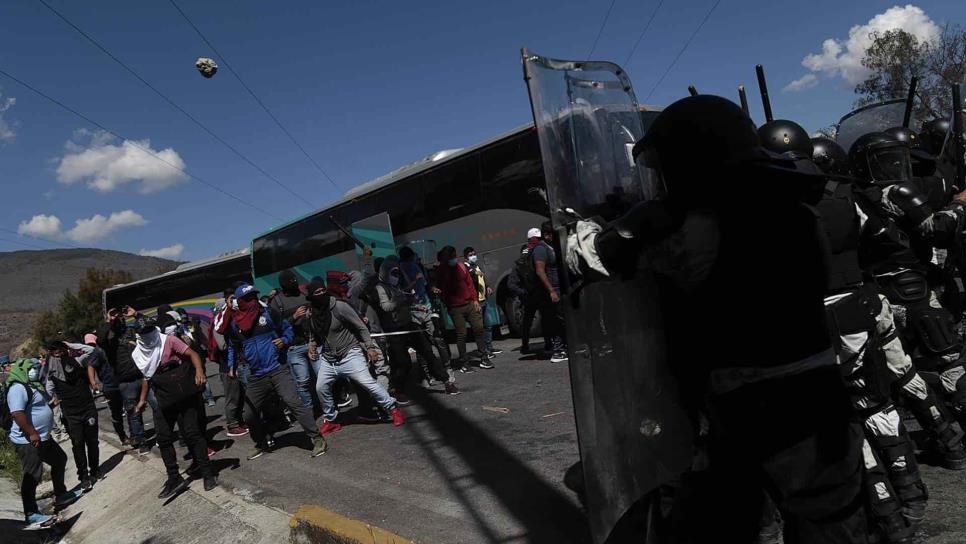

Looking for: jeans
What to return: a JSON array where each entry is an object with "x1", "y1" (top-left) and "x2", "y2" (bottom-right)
[
  {"x1": 14, "y1": 440, "x2": 67, "y2": 516},
  {"x1": 118, "y1": 380, "x2": 158, "y2": 441},
  {"x1": 480, "y1": 300, "x2": 494, "y2": 351},
  {"x1": 221, "y1": 371, "x2": 245, "y2": 428},
  {"x1": 64, "y1": 410, "x2": 99, "y2": 480},
  {"x1": 154, "y1": 393, "x2": 211, "y2": 479},
  {"x1": 287, "y1": 343, "x2": 315, "y2": 409},
  {"x1": 448, "y1": 302, "x2": 487, "y2": 361},
  {"x1": 103, "y1": 389, "x2": 126, "y2": 440},
  {"x1": 243, "y1": 366, "x2": 320, "y2": 447},
  {"x1": 313, "y1": 347, "x2": 396, "y2": 422}
]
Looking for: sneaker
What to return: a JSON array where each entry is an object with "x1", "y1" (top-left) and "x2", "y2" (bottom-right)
[
  {"x1": 247, "y1": 446, "x2": 267, "y2": 460},
  {"x1": 90, "y1": 470, "x2": 102, "y2": 481},
  {"x1": 226, "y1": 426, "x2": 249, "y2": 437},
  {"x1": 157, "y1": 477, "x2": 189, "y2": 499},
  {"x1": 24, "y1": 512, "x2": 57, "y2": 530},
  {"x1": 206, "y1": 398, "x2": 216, "y2": 408},
  {"x1": 336, "y1": 393, "x2": 352, "y2": 408},
  {"x1": 391, "y1": 407, "x2": 406, "y2": 427},
  {"x1": 203, "y1": 475, "x2": 218, "y2": 491},
  {"x1": 81, "y1": 478, "x2": 94, "y2": 492},
  {"x1": 207, "y1": 446, "x2": 217, "y2": 457},
  {"x1": 54, "y1": 489, "x2": 83, "y2": 508},
  {"x1": 311, "y1": 436, "x2": 328, "y2": 457},
  {"x1": 121, "y1": 436, "x2": 136, "y2": 448},
  {"x1": 138, "y1": 443, "x2": 152, "y2": 456},
  {"x1": 550, "y1": 351, "x2": 569, "y2": 364},
  {"x1": 319, "y1": 421, "x2": 342, "y2": 436},
  {"x1": 395, "y1": 393, "x2": 412, "y2": 406},
  {"x1": 186, "y1": 460, "x2": 201, "y2": 476},
  {"x1": 445, "y1": 382, "x2": 461, "y2": 395},
  {"x1": 489, "y1": 348, "x2": 504, "y2": 355},
  {"x1": 266, "y1": 434, "x2": 276, "y2": 449},
  {"x1": 478, "y1": 359, "x2": 495, "y2": 370},
  {"x1": 458, "y1": 365, "x2": 476, "y2": 374}
]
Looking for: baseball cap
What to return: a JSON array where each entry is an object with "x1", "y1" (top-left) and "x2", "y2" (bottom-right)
[
  {"x1": 527, "y1": 227, "x2": 542, "y2": 239},
  {"x1": 234, "y1": 283, "x2": 258, "y2": 299},
  {"x1": 83, "y1": 333, "x2": 98, "y2": 345}
]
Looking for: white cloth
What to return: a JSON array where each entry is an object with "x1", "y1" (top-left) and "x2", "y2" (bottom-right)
[{"x1": 132, "y1": 327, "x2": 168, "y2": 379}]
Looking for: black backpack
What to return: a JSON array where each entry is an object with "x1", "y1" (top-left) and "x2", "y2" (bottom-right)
[
  {"x1": 0, "y1": 382, "x2": 34, "y2": 432},
  {"x1": 514, "y1": 247, "x2": 538, "y2": 292}
]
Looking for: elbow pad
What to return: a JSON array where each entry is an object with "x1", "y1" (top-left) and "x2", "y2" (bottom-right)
[{"x1": 889, "y1": 183, "x2": 932, "y2": 226}]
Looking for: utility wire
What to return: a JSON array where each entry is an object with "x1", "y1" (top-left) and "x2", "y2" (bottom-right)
[
  {"x1": 36, "y1": 0, "x2": 314, "y2": 207},
  {"x1": 586, "y1": 0, "x2": 618, "y2": 60},
  {"x1": 0, "y1": 236, "x2": 53, "y2": 251},
  {"x1": 167, "y1": 0, "x2": 342, "y2": 193},
  {"x1": 622, "y1": 0, "x2": 665, "y2": 67},
  {"x1": 0, "y1": 226, "x2": 82, "y2": 249},
  {"x1": 643, "y1": 0, "x2": 722, "y2": 103},
  {"x1": 0, "y1": 68, "x2": 285, "y2": 222}
]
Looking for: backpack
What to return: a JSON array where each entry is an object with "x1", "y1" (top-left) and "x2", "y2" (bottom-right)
[
  {"x1": 1, "y1": 382, "x2": 34, "y2": 432},
  {"x1": 514, "y1": 247, "x2": 538, "y2": 292}
]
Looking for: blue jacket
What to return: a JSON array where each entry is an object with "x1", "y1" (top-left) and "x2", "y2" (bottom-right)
[{"x1": 226, "y1": 307, "x2": 293, "y2": 377}]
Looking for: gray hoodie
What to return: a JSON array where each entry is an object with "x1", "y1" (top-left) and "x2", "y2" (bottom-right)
[
  {"x1": 311, "y1": 297, "x2": 377, "y2": 362},
  {"x1": 374, "y1": 256, "x2": 416, "y2": 331}
]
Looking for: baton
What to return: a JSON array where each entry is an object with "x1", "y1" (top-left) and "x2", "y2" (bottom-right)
[
  {"x1": 756, "y1": 64, "x2": 773, "y2": 123},
  {"x1": 738, "y1": 85, "x2": 750, "y2": 117},
  {"x1": 903, "y1": 76, "x2": 918, "y2": 129},
  {"x1": 329, "y1": 216, "x2": 372, "y2": 251}
]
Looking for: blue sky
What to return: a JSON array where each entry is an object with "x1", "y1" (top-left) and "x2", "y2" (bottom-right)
[{"x1": 2, "y1": 1, "x2": 964, "y2": 261}]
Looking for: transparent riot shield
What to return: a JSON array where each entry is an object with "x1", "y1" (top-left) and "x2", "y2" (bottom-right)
[
  {"x1": 350, "y1": 212, "x2": 396, "y2": 267},
  {"x1": 835, "y1": 99, "x2": 910, "y2": 153},
  {"x1": 521, "y1": 49, "x2": 692, "y2": 544}
]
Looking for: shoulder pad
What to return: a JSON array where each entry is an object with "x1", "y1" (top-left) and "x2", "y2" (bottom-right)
[{"x1": 888, "y1": 183, "x2": 932, "y2": 224}]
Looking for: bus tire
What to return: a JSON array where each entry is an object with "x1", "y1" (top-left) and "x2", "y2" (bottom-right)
[{"x1": 501, "y1": 293, "x2": 541, "y2": 338}]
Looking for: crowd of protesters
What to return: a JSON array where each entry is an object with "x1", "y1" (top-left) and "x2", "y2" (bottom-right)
[{"x1": 3, "y1": 225, "x2": 567, "y2": 530}]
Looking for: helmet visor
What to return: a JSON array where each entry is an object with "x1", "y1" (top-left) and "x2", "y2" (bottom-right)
[
  {"x1": 632, "y1": 143, "x2": 668, "y2": 202},
  {"x1": 867, "y1": 146, "x2": 912, "y2": 184}
]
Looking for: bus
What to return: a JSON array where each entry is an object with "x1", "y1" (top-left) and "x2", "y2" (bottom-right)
[
  {"x1": 251, "y1": 124, "x2": 552, "y2": 334},
  {"x1": 102, "y1": 248, "x2": 252, "y2": 324}
]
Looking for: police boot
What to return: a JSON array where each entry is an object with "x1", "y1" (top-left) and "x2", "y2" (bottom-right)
[
  {"x1": 895, "y1": 373, "x2": 966, "y2": 470},
  {"x1": 862, "y1": 440, "x2": 916, "y2": 544},
  {"x1": 932, "y1": 420, "x2": 966, "y2": 470},
  {"x1": 868, "y1": 429, "x2": 928, "y2": 523}
]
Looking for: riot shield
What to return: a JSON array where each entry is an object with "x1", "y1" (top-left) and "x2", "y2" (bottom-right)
[
  {"x1": 351, "y1": 212, "x2": 396, "y2": 267},
  {"x1": 835, "y1": 98, "x2": 910, "y2": 153},
  {"x1": 521, "y1": 49, "x2": 692, "y2": 544}
]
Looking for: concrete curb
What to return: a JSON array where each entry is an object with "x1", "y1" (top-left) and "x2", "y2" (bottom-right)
[{"x1": 290, "y1": 504, "x2": 415, "y2": 544}]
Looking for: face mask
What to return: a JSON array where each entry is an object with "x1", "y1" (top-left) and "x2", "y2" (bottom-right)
[
  {"x1": 388, "y1": 275, "x2": 400, "y2": 286},
  {"x1": 231, "y1": 298, "x2": 239, "y2": 310},
  {"x1": 27, "y1": 368, "x2": 39, "y2": 382},
  {"x1": 467, "y1": 255, "x2": 478, "y2": 264},
  {"x1": 447, "y1": 258, "x2": 458, "y2": 266},
  {"x1": 164, "y1": 325, "x2": 178, "y2": 335}
]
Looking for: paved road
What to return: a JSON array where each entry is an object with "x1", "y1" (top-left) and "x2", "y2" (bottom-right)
[
  {"x1": 91, "y1": 337, "x2": 966, "y2": 543},
  {"x1": 101, "y1": 337, "x2": 588, "y2": 544}
]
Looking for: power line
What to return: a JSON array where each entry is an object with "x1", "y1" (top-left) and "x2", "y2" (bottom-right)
[
  {"x1": 0, "y1": 236, "x2": 52, "y2": 251},
  {"x1": 622, "y1": 0, "x2": 665, "y2": 67},
  {"x1": 586, "y1": 0, "x2": 618, "y2": 60},
  {"x1": 167, "y1": 0, "x2": 343, "y2": 193},
  {"x1": 0, "y1": 67, "x2": 285, "y2": 222},
  {"x1": 0, "y1": 227, "x2": 82, "y2": 249},
  {"x1": 643, "y1": 0, "x2": 723, "y2": 103},
  {"x1": 36, "y1": 0, "x2": 314, "y2": 207}
]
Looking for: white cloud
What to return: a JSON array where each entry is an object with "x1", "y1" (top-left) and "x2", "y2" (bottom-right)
[
  {"x1": 139, "y1": 243, "x2": 184, "y2": 259},
  {"x1": 17, "y1": 210, "x2": 147, "y2": 243},
  {"x1": 56, "y1": 129, "x2": 188, "y2": 193},
  {"x1": 783, "y1": 74, "x2": 819, "y2": 93},
  {"x1": 0, "y1": 90, "x2": 16, "y2": 143},
  {"x1": 795, "y1": 5, "x2": 940, "y2": 88}
]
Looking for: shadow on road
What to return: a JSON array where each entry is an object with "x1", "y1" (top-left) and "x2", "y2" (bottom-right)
[
  {"x1": 0, "y1": 511, "x2": 82, "y2": 543},
  {"x1": 406, "y1": 387, "x2": 589, "y2": 544}
]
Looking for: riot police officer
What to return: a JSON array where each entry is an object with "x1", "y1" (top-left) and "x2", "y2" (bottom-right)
[
  {"x1": 849, "y1": 131, "x2": 966, "y2": 470},
  {"x1": 573, "y1": 95, "x2": 866, "y2": 542}
]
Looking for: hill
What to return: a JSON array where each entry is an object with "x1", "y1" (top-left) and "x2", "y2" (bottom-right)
[{"x1": 0, "y1": 248, "x2": 180, "y2": 355}]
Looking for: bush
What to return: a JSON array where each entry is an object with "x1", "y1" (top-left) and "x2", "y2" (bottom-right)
[{"x1": 0, "y1": 429, "x2": 23, "y2": 486}]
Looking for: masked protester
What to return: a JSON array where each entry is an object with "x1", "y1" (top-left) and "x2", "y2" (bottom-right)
[
  {"x1": 6, "y1": 358, "x2": 83, "y2": 529},
  {"x1": 44, "y1": 341, "x2": 100, "y2": 492},
  {"x1": 133, "y1": 320, "x2": 216, "y2": 498},
  {"x1": 304, "y1": 277, "x2": 405, "y2": 434},
  {"x1": 434, "y1": 246, "x2": 494, "y2": 369},
  {"x1": 464, "y1": 247, "x2": 502, "y2": 357},
  {"x1": 210, "y1": 290, "x2": 248, "y2": 437},
  {"x1": 85, "y1": 332, "x2": 125, "y2": 444},
  {"x1": 268, "y1": 269, "x2": 314, "y2": 410},
  {"x1": 225, "y1": 283, "x2": 328, "y2": 460},
  {"x1": 374, "y1": 256, "x2": 459, "y2": 400},
  {"x1": 848, "y1": 132, "x2": 966, "y2": 471}
]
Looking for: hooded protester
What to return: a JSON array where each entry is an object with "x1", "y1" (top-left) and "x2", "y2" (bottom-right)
[
  {"x1": 44, "y1": 341, "x2": 100, "y2": 491},
  {"x1": 374, "y1": 256, "x2": 459, "y2": 399},
  {"x1": 6, "y1": 358, "x2": 82, "y2": 529},
  {"x1": 210, "y1": 291, "x2": 248, "y2": 437},
  {"x1": 269, "y1": 269, "x2": 314, "y2": 410},
  {"x1": 85, "y1": 332, "x2": 126, "y2": 444},
  {"x1": 434, "y1": 246, "x2": 493, "y2": 369},
  {"x1": 133, "y1": 320, "x2": 217, "y2": 498},
  {"x1": 304, "y1": 277, "x2": 405, "y2": 434},
  {"x1": 225, "y1": 283, "x2": 327, "y2": 460}
]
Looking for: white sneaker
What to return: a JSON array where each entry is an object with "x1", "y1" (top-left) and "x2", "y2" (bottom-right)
[{"x1": 550, "y1": 351, "x2": 569, "y2": 364}]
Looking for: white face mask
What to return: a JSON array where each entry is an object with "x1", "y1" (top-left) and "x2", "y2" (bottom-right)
[
  {"x1": 163, "y1": 325, "x2": 178, "y2": 335},
  {"x1": 467, "y1": 255, "x2": 478, "y2": 264},
  {"x1": 27, "y1": 368, "x2": 40, "y2": 382}
]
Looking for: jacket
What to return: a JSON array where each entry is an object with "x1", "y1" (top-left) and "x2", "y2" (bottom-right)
[
  {"x1": 308, "y1": 298, "x2": 377, "y2": 361},
  {"x1": 226, "y1": 306, "x2": 293, "y2": 377},
  {"x1": 435, "y1": 261, "x2": 479, "y2": 308}
]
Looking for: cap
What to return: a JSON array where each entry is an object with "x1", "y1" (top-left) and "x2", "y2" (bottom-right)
[
  {"x1": 527, "y1": 227, "x2": 542, "y2": 239},
  {"x1": 234, "y1": 283, "x2": 258, "y2": 299},
  {"x1": 83, "y1": 333, "x2": 97, "y2": 345}
]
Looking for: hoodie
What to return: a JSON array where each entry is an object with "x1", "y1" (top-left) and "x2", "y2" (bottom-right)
[
  {"x1": 374, "y1": 256, "x2": 416, "y2": 331},
  {"x1": 226, "y1": 303, "x2": 294, "y2": 376}
]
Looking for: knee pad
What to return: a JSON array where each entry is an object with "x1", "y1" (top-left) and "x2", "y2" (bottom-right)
[
  {"x1": 866, "y1": 428, "x2": 927, "y2": 504},
  {"x1": 909, "y1": 306, "x2": 962, "y2": 357},
  {"x1": 938, "y1": 363, "x2": 966, "y2": 406}
]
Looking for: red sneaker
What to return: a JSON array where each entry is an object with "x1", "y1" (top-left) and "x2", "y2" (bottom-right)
[
  {"x1": 444, "y1": 382, "x2": 460, "y2": 395},
  {"x1": 319, "y1": 421, "x2": 342, "y2": 435},
  {"x1": 391, "y1": 407, "x2": 406, "y2": 427},
  {"x1": 207, "y1": 446, "x2": 217, "y2": 457}
]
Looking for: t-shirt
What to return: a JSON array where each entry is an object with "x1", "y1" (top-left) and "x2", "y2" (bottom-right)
[
  {"x1": 7, "y1": 382, "x2": 52, "y2": 445},
  {"x1": 160, "y1": 335, "x2": 191, "y2": 368},
  {"x1": 532, "y1": 243, "x2": 559, "y2": 291}
]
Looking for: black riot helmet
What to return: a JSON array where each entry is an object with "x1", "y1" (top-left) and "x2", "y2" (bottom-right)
[
  {"x1": 810, "y1": 137, "x2": 851, "y2": 177},
  {"x1": 848, "y1": 132, "x2": 913, "y2": 187},
  {"x1": 919, "y1": 118, "x2": 951, "y2": 155},
  {"x1": 632, "y1": 95, "x2": 762, "y2": 206},
  {"x1": 884, "y1": 126, "x2": 920, "y2": 149},
  {"x1": 758, "y1": 120, "x2": 813, "y2": 160}
]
